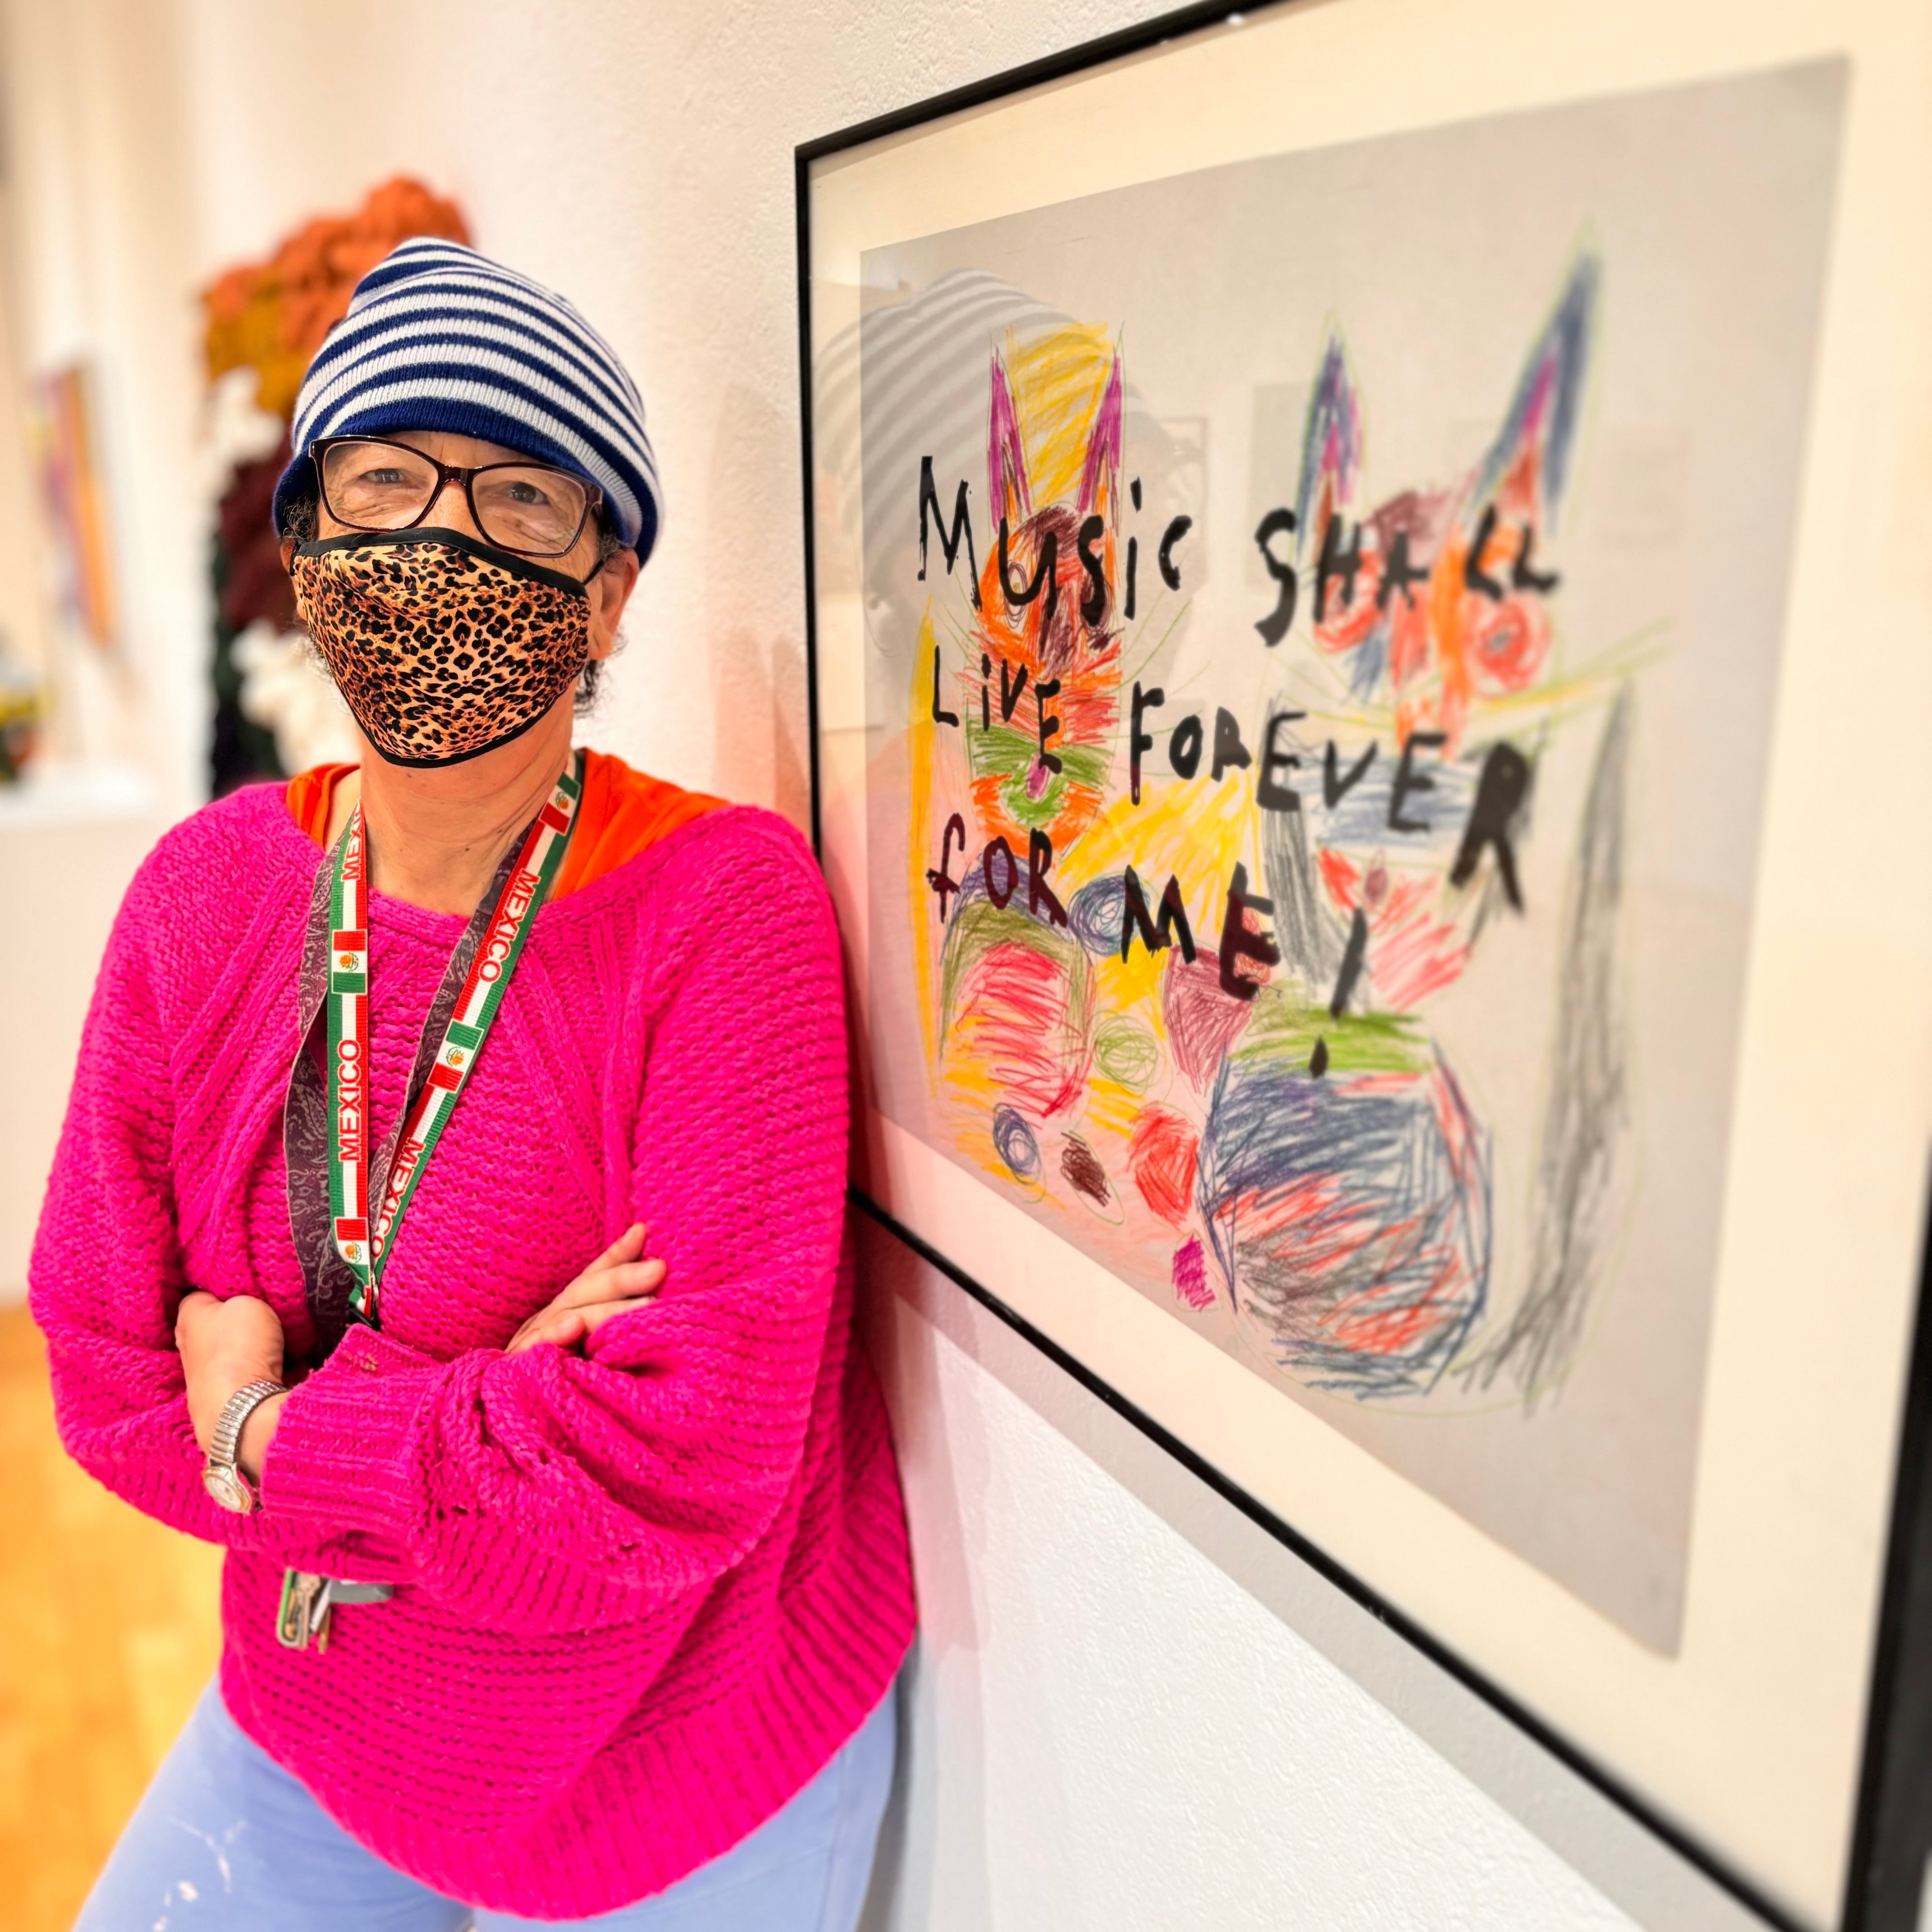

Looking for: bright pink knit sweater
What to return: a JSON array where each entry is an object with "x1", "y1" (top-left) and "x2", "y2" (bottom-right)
[{"x1": 28, "y1": 783, "x2": 915, "y2": 1918}]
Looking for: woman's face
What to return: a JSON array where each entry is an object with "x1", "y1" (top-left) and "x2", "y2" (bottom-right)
[{"x1": 309, "y1": 428, "x2": 640, "y2": 664}]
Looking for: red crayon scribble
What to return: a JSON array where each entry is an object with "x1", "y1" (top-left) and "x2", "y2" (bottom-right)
[
  {"x1": 1364, "y1": 877, "x2": 1469, "y2": 1010},
  {"x1": 1129, "y1": 1104, "x2": 1199, "y2": 1228},
  {"x1": 948, "y1": 938, "x2": 1090, "y2": 1120}
]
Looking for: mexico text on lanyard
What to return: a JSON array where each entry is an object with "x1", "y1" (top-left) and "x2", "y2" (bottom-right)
[{"x1": 318, "y1": 751, "x2": 582, "y2": 1332}]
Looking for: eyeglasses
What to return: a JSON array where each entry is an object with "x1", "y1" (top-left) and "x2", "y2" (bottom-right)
[{"x1": 311, "y1": 436, "x2": 604, "y2": 558}]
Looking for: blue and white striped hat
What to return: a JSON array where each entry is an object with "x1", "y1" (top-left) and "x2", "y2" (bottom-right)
[{"x1": 273, "y1": 238, "x2": 663, "y2": 559}]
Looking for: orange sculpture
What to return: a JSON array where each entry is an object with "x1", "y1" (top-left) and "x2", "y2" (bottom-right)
[{"x1": 202, "y1": 177, "x2": 470, "y2": 422}]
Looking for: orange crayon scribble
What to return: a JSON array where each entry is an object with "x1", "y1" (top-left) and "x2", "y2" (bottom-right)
[
  {"x1": 1318, "y1": 847, "x2": 1360, "y2": 912},
  {"x1": 966, "y1": 327, "x2": 1126, "y2": 859},
  {"x1": 1130, "y1": 1105, "x2": 1200, "y2": 1228}
]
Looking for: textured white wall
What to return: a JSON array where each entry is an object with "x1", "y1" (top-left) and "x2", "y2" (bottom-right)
[
  {"x1": 859, "y1": 1220, "x2": 1643, "y2": 1932},
  {"x1": 1, "y1": 0, "x2": 1644, "y2": 1921}
]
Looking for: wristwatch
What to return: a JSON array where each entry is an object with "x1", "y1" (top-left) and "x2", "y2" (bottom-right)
[{"x1": 202, "y1": 1378, "x2": 287, "y2": 1514}]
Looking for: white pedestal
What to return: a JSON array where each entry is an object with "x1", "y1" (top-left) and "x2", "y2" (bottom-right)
[{"x1": 0, "y1": 763, "x2": 165, "y2": 1302}]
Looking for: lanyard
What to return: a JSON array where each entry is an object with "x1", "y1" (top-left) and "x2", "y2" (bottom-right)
[{"x1": 285, "y1": 750, "x2": 583, "y2": 1345}]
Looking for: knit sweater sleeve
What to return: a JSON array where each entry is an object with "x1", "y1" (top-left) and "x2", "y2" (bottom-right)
[
  {"x1": 27, "y1": 831, "x2": 350, "y2": 1562},
  {"x1": 258, "y1": 813, "x2": 853, "y2": 1634}
]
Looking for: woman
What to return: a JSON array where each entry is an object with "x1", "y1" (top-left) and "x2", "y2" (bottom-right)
[{"x1": 30, "y1": 237, "x2": 915, "y2": 1929}]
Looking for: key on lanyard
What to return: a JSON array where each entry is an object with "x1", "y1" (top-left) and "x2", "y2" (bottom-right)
[{"x1": 276, "y1": 1567, "x2": 395, "y2": 1652}]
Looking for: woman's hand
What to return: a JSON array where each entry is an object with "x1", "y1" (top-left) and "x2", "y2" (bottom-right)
[
  {"x1": 504, "y1": 1224, "x2": 666, "y2": 1356},
  {"x1": 177, "y1": 1290, "x2": 288, "y2": 1479},
  {"x1": 171, "y1": 1226, "x2": 662, "y2": 1485}
]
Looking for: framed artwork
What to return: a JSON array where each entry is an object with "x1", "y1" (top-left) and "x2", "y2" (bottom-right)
[
  {"x1": 29, "y1": 363, "x2": 119, "y2": 653},
  {"x1": 798, "y1": 3, "x2": 1932, "y2": 1927}
]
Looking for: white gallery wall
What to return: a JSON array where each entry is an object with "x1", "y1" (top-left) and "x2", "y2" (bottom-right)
[{"x1": 0, "y1": 0, "x2": 1676, "y2": 1923}]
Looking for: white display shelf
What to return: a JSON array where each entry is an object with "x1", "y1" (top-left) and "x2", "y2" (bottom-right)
[{"x1": 0, "y1": 760, "x2": 158, "y2": 830}]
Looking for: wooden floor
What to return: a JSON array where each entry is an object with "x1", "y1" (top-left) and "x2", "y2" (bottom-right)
[{"x1": 0, "y1": 1302, "x2": 224, "y2": 1930}]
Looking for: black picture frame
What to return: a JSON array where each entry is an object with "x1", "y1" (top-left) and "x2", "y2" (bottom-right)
[{"x1": 795, "y1": 9, "x2": 1932, "y2": 1925}]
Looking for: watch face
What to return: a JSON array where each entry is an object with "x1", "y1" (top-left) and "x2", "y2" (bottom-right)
[{"x1": 204, "y1": 1465, "x2": 250, "y2": 1513}]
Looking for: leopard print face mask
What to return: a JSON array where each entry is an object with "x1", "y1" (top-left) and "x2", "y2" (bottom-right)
[{"x1": 291, "y1": 530, "x2": 599, "y2": 768}]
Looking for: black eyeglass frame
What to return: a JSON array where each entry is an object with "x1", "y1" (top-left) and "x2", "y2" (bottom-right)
[{"x1": 308, "y1": 434, "x2": 606, "y2": 559}]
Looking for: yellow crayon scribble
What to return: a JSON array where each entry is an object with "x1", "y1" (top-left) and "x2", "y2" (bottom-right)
[
  {"x1": 1059, "y1": 774, "x2": 1256, "y2": 1025},
  {"x1": 906, "y1": 607, "x2": 938, "y2": 1062},
  {"x1": 1003, "y1": 323, "x2": 1117, "y2": 511}
]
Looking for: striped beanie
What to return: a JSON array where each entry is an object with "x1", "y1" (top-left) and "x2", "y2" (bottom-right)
[{"x1": 273, "y1": 238, "x2": 662, "y2": 559}]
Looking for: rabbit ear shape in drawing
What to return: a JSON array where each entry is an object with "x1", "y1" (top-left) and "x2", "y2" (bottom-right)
[
  {"x1": 988, "y1": 334, "x2": 1125, "y2": 528},
  {"x1": 1076, "y1": 353, "x2": 1124, "y2": 524},
  {"x1": 1295, "y1": 329, "x2": 1364, "y2": 560},
  {"x1": 1472, "y1": 248, "x2": 1599, "y2": 538},
  {"x1": 988, "y1": 351, "x2": 1032, "y2": 526}
]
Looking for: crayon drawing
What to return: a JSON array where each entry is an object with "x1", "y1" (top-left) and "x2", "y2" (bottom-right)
[
  {"x1": 30, "y1": 363, "x2": 119, "y2": 652},
  {"x1": 849, "y1": 67, "x2": 1843, "y2": 1645},
  {"x1": 914, "y1": 260, "x2": 1624, "y2": 1411}
]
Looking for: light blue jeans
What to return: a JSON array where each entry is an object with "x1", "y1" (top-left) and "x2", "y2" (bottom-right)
[{"x1": 75, "y1": 1674, "x2": 897, "y2": 1930}]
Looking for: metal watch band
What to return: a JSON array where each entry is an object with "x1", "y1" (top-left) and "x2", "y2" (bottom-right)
[{"x1": 209, "y1": 1377, "x2": 287, "y2": 1472}]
